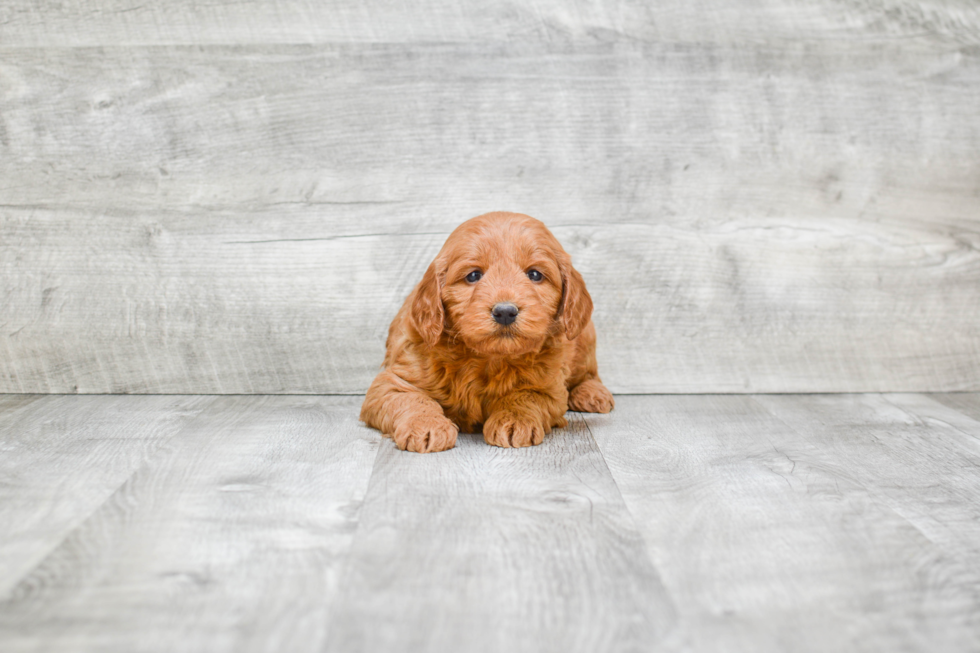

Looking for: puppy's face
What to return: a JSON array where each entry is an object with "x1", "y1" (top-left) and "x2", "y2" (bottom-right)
[
  {"x1": 442, "y1": 225, "x2": 563, "y2": 355},
  {"x1": 411, "y1": 213, "x2": 592, "y2": 355}
]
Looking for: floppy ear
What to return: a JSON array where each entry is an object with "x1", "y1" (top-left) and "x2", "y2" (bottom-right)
[
  {"x1": 410, "y1": 262, "x2": 445, "y2": 347},
  {"x1": 557, "y1": 256, "x2": 593, "y2": 340}
]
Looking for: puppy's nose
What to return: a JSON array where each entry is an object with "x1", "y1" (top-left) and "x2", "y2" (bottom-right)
[{"x1": 491, "y1": 302, "x2": 519, "y2": 326}]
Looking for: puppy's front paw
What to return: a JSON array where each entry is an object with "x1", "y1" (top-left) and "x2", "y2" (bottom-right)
[
  {"x1": 568, "y1": 379, "x2": 615, "y2": 413},
  {"x1": 483, "y1": 411, "x2": 546, "y2": 448},
  {"x1": 392, "y1": 414, "x2": 458, "y2": 453}
]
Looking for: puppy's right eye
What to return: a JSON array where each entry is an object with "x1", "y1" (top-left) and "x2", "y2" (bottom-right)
[{"x1": 465, "y1": 270, "x2": 483, "y2": 283}]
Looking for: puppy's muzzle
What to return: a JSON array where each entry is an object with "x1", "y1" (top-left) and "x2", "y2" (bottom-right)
[{"x1": 491, "y1": 302, "x2": 519, "y2": 326}]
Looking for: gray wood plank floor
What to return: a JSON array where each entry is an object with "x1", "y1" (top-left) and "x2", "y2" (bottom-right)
[{"x1": 1, "y1": 393, "x2": 978, "y2": 652}]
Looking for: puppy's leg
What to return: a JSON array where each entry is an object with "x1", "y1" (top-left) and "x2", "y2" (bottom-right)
[
  {"x1": 568, "y1": 377, "x2": 615, "y2": 413},
  {"x1": 360, "y1": 371, "x2": 458, "y2": 453},
  {"x1": 484, "y1": 390, "x2": 568, "y2": 448}
]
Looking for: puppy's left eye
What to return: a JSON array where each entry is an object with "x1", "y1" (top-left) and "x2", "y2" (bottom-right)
[{"x1": 527, "y1": 269, "x2": 544, "y2": 282}]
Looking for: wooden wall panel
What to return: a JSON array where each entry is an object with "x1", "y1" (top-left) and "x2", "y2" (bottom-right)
[
  {"x1": 1, "y1": 4, "x2": 978, "y2": 393},
  {"x1": 2, "y1": 1, "x2": 977, "y2": 47},
  {"x1": 2, "y1": 206, "x2": 978, "y2": 393}
]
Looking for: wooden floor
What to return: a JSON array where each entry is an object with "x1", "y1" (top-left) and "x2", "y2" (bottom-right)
[{"x1": 0, "y1": 393, "x2": 978, "y2": 652}]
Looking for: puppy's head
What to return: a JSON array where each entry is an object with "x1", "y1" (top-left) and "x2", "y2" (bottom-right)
[{"x1": 411, "y1": 212, "x2": 592, "y2": 355}]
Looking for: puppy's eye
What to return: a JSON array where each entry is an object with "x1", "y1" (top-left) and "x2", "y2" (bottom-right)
[
  {"x1": 465, "y1": 270, "x2": 483, "y2": 283},
  {"x1": 527, "y1": 269, "x2": 544, "y2": 282}
]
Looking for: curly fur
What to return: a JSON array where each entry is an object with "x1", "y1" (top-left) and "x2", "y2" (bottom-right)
[{"x1": 360, "y1": 211, "x2": 614, "y2": 453}]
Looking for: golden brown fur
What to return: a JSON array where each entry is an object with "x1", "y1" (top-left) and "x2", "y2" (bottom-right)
[{"x1": 360, "y1": 211, "x2": 614, "y2": 453}]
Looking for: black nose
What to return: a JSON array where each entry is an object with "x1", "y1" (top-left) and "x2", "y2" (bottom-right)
[{"x1": 492, "y1": 302, "x2": 519, "y2": 326}]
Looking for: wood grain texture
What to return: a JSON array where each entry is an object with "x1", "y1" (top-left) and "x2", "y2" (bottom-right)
[
  {"x1": 2, "y1": 393, "x2": 980, "y2": 651},
  {"x1": 1, "y1": 0, "x2": 977, "y2": 46},
  {"x1": 929, "y1": 392, "x2": 980, "y2": 423},
  {"x1": 589, "y1": 394, "x2": 980, "y2": 653},
  {"x1": 1, "y1": 3, "x2": 979, "y2": 394},
  {"x1": 0, "y1": 395, "x2": 379, "y2": 653},
  {"x1": 326, "y1": 413, "x2": 675, "y2": 653},
  {"x1": 2, "y1": 38, "x2": 978, "y2": 394},
  {"x1": 0, "y1": 394, "x2": 213, "y2": 597}
]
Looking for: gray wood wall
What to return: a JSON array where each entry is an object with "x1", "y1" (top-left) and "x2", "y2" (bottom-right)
[{"x1": 1, "y1": 1, "x2": 978, "y2": 394}]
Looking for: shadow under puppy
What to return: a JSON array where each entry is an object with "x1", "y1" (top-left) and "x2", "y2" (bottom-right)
[{"x1": 361, "y1": 211, "x2": 614, "y2": 453}]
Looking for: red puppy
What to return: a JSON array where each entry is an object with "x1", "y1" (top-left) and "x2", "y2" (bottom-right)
[{"x1": 361, "y1": 211, "x2": 614, "y2": 452}]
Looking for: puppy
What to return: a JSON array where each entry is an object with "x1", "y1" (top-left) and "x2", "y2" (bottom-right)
[{"x1": 360, "y1": 211, "x2": 614, "y2": 453}]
